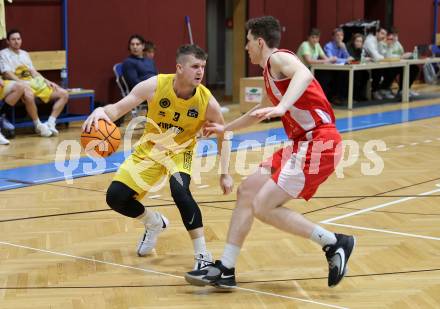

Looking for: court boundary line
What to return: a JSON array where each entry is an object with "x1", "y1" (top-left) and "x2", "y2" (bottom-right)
[
  {"x1": 320, "y1": 185, "x2": 440, "y2": 241},
  {"x1": 0, "y1": 240, "x2": 347, "y2": 309},
  {"x1": 324, "y1": 222, "x2": 440, "y2": 241},
  {"x1": 321, "y1": 186, "x2": 440, "y2": 223}
]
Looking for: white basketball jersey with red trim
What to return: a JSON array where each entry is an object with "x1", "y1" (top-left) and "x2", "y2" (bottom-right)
[{"x1": 263, "y1": 49, "x2": 336, "y2": 140}]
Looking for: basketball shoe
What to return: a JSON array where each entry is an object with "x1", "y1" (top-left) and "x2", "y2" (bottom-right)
[
  {"x1": 193, "y1": 251, "x2": 213, "y2": 270},
  {"x1": 185, "y1": 260, "x2": 236, "y2": 289},
  {"x1": 323, "y1": 233, "x2": 355, "y2": 287},
  {"x1": 137, "y1": 213, "x2": 169, "y2": 256}
]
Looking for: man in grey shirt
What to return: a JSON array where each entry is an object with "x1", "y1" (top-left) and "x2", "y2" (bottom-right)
[{"x1": 363, "y1": 27, "x2": 397, "y2": 100}]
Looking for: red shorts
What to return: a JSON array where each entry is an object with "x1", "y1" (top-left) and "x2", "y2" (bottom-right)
[{"x1": 260, "y1": 124, "x2": 342, "y2": 200}]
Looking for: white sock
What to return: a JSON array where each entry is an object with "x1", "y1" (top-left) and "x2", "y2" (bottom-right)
[
  {"x1": 33, "y1": 119, "x2": 41, "y2": 127},
  {"x1": 48, "y1": 116, "x2": 56, "y2": 125},
  {"x1": 137, "y1": 211, "x2": 162, "y2": 227},
  {"x1": 192, "y1": 236, "x2": 207, "y2": 254},
  {"x1": 220, "y1": 243, "x2": 241, "y2": 269},
  {"x1": 310, "y1": 225, "x2": 337, "y2": 247}
]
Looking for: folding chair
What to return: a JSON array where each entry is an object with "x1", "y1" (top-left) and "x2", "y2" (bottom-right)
[
  {"x1": 113, "y1": 63, "x2": 146, "y2": 124},
  {"x1": 113, "y1": 62, "x2": 130, "y2": 97}
]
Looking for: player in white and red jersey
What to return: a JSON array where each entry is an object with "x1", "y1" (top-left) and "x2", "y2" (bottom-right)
[{"x1": 185, "y1": 16, "x2": 355, "y2": 289}]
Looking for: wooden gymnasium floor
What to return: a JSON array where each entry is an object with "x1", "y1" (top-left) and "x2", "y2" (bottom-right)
[{"x1": 1, "y1": 85, "x2": 440, "y2": 308}]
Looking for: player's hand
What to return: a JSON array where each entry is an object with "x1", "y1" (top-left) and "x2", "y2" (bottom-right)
[
  {"x1": 251, "y1": 105, "x2": 287, "y2": 120},
  {"x1": 46, "y1": 80, "x2": 57, "y2": 89},
  {"x1": 203, "y1": 122, "x2": 225, "y2": 137},
  {"x1": 82, "y1": 107, "x2": 112, "y2": 133},
  {"x1": 220, "y1": 174, "x2": 233, "y2": 195},
  {"x1": 0, "y1": 79, "x2": 4, "y2": 87}
]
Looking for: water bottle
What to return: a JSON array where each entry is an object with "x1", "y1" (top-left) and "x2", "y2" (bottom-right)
[
  {"x1": 360, "y1": 49, "x2": 366, "y2": 64},
  {"x1": 60, "y1": 68, "x2": 68, "y2": 88},
  {"x1": 413, "y1": 46, "x2": 418, "y2": 59}
]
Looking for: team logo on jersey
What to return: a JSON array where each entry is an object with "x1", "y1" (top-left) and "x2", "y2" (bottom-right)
[
  {"x1": 159, "y1": 98, "x2": 171, "y2": 108},
  {"x1": 158, "y1": 111, "x2": 166, "y2": 117},
  {"x1": 187, "y1": 107, "x2": 199, "y2": 118}
]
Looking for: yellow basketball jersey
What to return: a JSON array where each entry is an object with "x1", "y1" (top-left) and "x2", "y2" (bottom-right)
[{"x1": 133, "y1": 74, "x2": 211, "y2": 159}]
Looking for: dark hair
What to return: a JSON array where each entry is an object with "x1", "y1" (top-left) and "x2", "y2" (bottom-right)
[
  {"x1": 145, "y1": 41, "x2": 155, "y2": 52},
  {"x1": 388, "y1": 27, "x2": 398, "y2": 35},
  {"x1": 127, "y1": 34, "x2": 145, "y2": 51},
  {"x1": 376, "y1": 26, "x2": 387, "y2": 34},
  {"x1": 350, "y1": 33, "x2": 364, "y2": 46},
  {"x1": 7, "y1": 29, "x2": 21, "y2": 40},
  {"x1": 309, "y1": 28, "x2": 321, "y2": 37},
  {"x1": 176, "y1": 44, "x2": 207, "y2": 63},
  {"x1": 332, "y1": 27, "x2": 344, "y2": 36},
  {"x1": 245, "y1": 16, "x2": 281, "y2": 48}
]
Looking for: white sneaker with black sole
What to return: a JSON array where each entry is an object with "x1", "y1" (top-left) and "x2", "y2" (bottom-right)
[{"x1": 136, "y1": 214, "x2": 169, "y2": 256}]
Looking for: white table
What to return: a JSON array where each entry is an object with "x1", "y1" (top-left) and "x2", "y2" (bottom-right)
[{"x1": 310, "y1": 58, "x2": 440, "y2": 109}]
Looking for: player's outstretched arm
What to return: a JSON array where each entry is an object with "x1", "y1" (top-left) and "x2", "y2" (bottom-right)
[
  {"x1": 203, "y1": 100, "x2": 270, "y2": 137},
  {"x1": 252, "y1": 53, "x2": 313, "y2": 120},
  {"x1": 82, "y1": 76, "x2": 157, "y2": 132},
  {"x1": 205, "y1": 96, "x2": 233, "y2": 195}
]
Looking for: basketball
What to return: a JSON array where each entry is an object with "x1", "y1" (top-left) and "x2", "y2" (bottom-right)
[{"x1": 80, "y1": 119, "x2": 121, "y2": 157}]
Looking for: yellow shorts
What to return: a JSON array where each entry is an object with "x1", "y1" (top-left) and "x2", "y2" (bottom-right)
[
  {"x1": 27, "y1": 76, "x2": 53, "y2": 103},
  {"x1": 0, "y1": 80, "x2": 15, "y2": 100},
  {"x1": 113, "y1": 149, "x2": 194, "y2": 200}
]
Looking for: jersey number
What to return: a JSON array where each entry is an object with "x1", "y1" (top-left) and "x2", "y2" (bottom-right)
[{"x1": 173, "y1": 112, "x2": 181, "y2": 122}]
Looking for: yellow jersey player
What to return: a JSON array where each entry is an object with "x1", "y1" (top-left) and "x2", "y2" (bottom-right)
[{"x1": 83, "y1": 44, "x2": 233, "y2": 270}]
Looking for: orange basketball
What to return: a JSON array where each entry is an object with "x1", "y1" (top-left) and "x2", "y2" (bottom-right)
[{"x1": 80, "y1": 119, "x2": 121, "y2": 157}]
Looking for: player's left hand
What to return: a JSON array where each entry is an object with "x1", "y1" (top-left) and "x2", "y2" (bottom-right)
[
  {"x1": 220, "y1": 174, "x2": 233, "y2": 195},
  {"x1": 251, "y1": 105, "x2": 287, "y2": 120}
]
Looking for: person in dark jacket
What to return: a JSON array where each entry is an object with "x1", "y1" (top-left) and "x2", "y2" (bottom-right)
[
  {"x1": 347, "y1": 33, "x2": 370, "y2": 101},
  {"x1": 122, "y1": 35, "x2": 158, "y2": 90}
]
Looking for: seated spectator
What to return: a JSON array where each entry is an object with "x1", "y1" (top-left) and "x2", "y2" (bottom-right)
[
  {"x1": 385, "y1": 29, "x2": 420, "y2": 97},
  {"x1": 297, "y1": 28, "x2": 336, "y2": 66},
  {"x1": 347, "y1": 33, "x2": 370, "y2": 101},
  {"x1": 0, "y1": 29, "x2": 69, "y2": 136},
  {"x1": 324, "y1": 28, "x2": 351, "y2": 64},
  {"x1": 122, "y1": 35, "x2": 158, "y2": 91},
  {"x1": 0, "y1": 78, "x2": 27, "y2": 145},
  {"x1": 144, "y1": 41, "x2": 156, "y2": 60},
  {"x1": 297, "y1": 28, "x2": 336, "y2": 100},
  {"x1": 323, "y1": 28, "x2": 352, "y2": 103},
  {"x1": 364, "y1": 27, "x2": 396, "y2": 100}
]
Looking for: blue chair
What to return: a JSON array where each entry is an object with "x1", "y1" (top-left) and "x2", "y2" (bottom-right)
[
  {"x1": 113, "y1": 63, "x2": 146, "y2": 119},
  {"x1": 113, "y1": 63, "x2": 130, "y2": 98}
]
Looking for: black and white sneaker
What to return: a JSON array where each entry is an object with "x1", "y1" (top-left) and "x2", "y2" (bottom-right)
[
  {"x1": 323, "y1": 233, "x2": 355, "y2": 287},
  {"x1": 136, "y1": 214, "x2": 169, "y2": 256},
  {"x1": 185, "y1": 260, "x2": 236, "y2": 289},
  {"x1": 193, "y1": 251, "x2": 213, "y2": 270}
]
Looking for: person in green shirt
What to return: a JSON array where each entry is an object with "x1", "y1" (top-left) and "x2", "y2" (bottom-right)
[
  {"x1": 297, "y1": 28, "x2": 336, "y2": 67},
  {"x1": 385, "y1": 30, "x2": 419, "y2": 97},
  {"x1": 296, "y1": 28, "x2": 337, "y2": 103}
]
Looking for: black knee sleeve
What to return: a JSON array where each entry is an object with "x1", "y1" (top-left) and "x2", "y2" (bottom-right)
[
  {"x1": 106, "y1": 181, "x2": 145, "y2": 218},
  {"x1": 170, "y1": 173, "x2": 203, "y2": 230}
]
